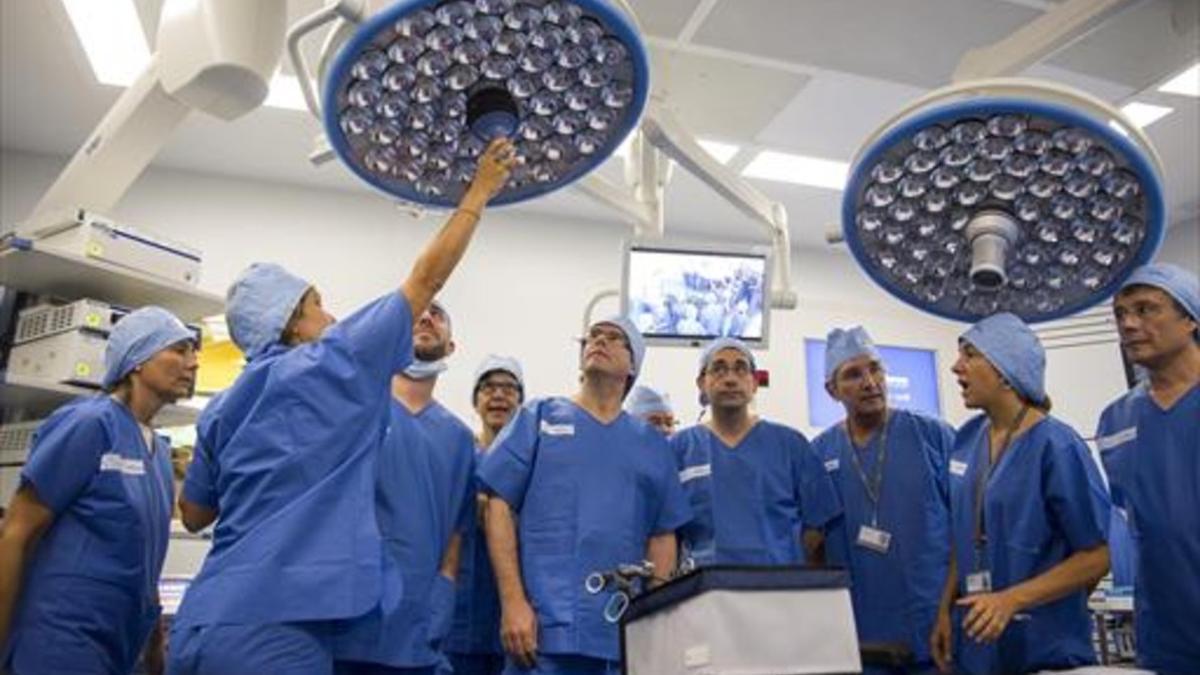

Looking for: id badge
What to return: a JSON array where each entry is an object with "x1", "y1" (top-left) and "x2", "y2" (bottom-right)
[
  {"x1": 965, "y1": 570, "x2": 992, "y2": 595},
  {"x1": 856, "y1": 525, "x2": 892, "y2": 554}
]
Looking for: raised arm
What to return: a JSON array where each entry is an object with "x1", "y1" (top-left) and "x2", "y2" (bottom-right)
[{"x1": 400, "y1": 138, "x2": 516, "y2": 319}]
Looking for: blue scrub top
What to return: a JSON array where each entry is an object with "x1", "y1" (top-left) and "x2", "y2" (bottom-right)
[
  {"x1": 812, "y1": 409, "x2": 952, "y2": 664},
  {"x1": 175, "y1": 291, "x2": 413, "y2": 627},
  {"x1": 671, "y1": 420, "x2": 841, "y2": 566},
  {"x1": 445, "y1": 445, "x2": 503, "y2": 657},
  {"x1": 477, "y1": 397, "x2": 692, "y2": 662},
  {"x1": 1097, "y1": 382, "x2": 1200, "y2": 674},
  {"x1": 334, "y1": 399, "x2": 476, "y2": 667},
  {"x1": 948, "y1": 414, "x2": 1109, "y2": 675},
  {"x1": 4, "y1": 396, "x2": 173, "y2": 675}
]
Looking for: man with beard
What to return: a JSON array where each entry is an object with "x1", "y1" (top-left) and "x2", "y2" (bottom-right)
[
  {"x1": 672, "y1": 337, "x2": 840, "y2": 567},
  {"x1": 336, "y1": 301, "x2": 476, "y2": 674},
  {"x1": 443, "y1": 356, "x2": 526, "y2": 675},
  {"x1": 478, "y1": 317, "x2": 691, "y2": 675}
]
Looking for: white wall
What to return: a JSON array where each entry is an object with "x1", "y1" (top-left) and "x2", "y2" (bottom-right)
[{"x1": 5, "y1": 148, "x2": 1153, "y2": 439}]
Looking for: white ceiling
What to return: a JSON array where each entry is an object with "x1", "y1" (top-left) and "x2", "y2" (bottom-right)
[{"x1": 1, "y1": 0, "x2": 1197, "y2": 248}]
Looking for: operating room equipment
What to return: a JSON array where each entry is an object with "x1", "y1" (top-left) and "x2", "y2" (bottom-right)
[
  {"x1": 14, "y1": 298, "x2": 124, "y2": 345},
  {"x1": 585, "y1": 560, "x2": 657, "y2": 623}
]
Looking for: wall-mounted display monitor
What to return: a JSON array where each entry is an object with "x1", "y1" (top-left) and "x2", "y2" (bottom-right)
[
  {"x1": 804, "y1": 339, "x2": 942, "y2": 429},
  {"x1": 622, "y1": 240, "x2": 771, "y2": 347}
]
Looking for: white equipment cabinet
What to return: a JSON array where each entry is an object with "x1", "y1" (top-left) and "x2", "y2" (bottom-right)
[{"x1": 621, "y1": 567, "x2": 863, "y2": 675}]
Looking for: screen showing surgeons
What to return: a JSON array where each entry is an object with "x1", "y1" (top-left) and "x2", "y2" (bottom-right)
[{"x1": 3, "y1": 3, "x2": 1198, "y2": 673}]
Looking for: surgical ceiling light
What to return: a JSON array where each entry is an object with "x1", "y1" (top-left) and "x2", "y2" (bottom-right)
[
  {"x1": 317, "y1": 0, "x2": 649, "y2": 207},
  {"x1": 841, "y1": 79, "x2": 1165, "y2": 323}
]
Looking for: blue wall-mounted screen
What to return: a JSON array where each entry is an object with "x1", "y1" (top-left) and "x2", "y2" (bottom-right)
[{"x1": 804, "y1": 339, "x2": 942, "y2": 429}]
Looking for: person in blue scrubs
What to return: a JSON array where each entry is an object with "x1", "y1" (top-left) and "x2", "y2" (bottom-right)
[
  {"x1": 1095, "y1": 263, "x2": 1199, "y2": 674},
  {"x1": 931, "y1": 313, "x2": 1110, "y2": 675},
  {"x1": 170, "y1": 139, "x2": 515, "y2": 675},
  {"x1": 812, "y1": 326, "x2": 952, "y2": 673},
  {"x1": 478, "y1": 317, "x2": 692, "y2": 675},
  {"x1": 0, "y1": 307, "x2": 199, "y2": 675},
  {"x1": 624, "y1": 385, "x2": 677, "y2": 436},
  {"x1": 443, "y1": 356, "x2": 526, "y2": 675},
  {"x1": 336, "y1": 301, "x2": 478, "y2": 674},
  {"x1": 673, "y1": 337, "x2": 840, "y2": 567}
]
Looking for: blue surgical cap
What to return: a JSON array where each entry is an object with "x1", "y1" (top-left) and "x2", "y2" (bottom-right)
[
  {"x1": 698, "y1": 337, "x2": 756, "y2": 375},
  {"x1": 625, "y1": 385, "x2": 673, "y2": 418},
  {"x1": 226, "y1": 263, "x2": 311, "y2": 359},
  {"x1": 825, "y1": 326, "x2": 882, "y2": 381},
  {"x1": 472, "y1": 354, "x2": 525, "y2": 404},
  {"x1": 1120, "y1": 263, "x2": 1199, "y2": 323},
  {"x1": 592, "y1": 316, "x2": 646, "y2": 381},
  {"x1": 960, "y1": 312, "x2": 1046, "y2": 406},
  {"x1": 103, "y1": 306, "x2": 196, "y2": 389},
  {"x1": 426, "y1": 299, "x2": 453, "y2": 334}
]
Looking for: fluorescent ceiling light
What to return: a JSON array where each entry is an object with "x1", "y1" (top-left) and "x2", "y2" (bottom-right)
[
  {"x1": 742, "y1": 150, "x2": 849, "y2": 190},
  {"x1": 1158, "y1": 63, "x2": 1199, "y2": 97},
  {"x1": 264, "y1": 74, "x2": 310, "y2": 112},
  {"x1": 62, "y1": 0, "x2": 304, "y2": 113},
  {"x1": 61, "y1": 0, "x2": 150, "y2": 87},
  {"x1": 1120, "y1": 101, "x2": 1173, "y2": 128},
  {"x1": 697, "y1": 139, "x2": 740, "y2": 164}
]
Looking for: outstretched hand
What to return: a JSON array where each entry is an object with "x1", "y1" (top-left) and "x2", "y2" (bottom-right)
[{"x1": 469, "y1": 138, "x2": 518, "y2": 200}]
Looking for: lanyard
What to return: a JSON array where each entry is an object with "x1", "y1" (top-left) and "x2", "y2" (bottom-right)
[
  {"x1": 972, "y1": 404, "x2": 1030, "y2": 568},
  {"x1": 845, "y1": 413, "x2": 889, "y2": 527}
]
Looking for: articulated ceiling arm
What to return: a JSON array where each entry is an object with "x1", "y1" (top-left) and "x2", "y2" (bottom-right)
[
  {"x1": 640, "y1": 96, "x2": 797, "y2": 309},
  {"x1": 25, "y1": 0, "x2": 289, "y2": 233}
]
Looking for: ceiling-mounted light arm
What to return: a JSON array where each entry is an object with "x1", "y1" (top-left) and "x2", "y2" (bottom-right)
[
  {"x1": 641, "y1": 96, "x2": 797, "y2": 309},
  {"x1": 25, "y1": 0, "x2": 288, "y2": 233},
  {"x1": 576, "y1": 171, "x2": 659, "y2": 235},
  {"x1": 286, "y1": 0, "x2": 368, "y2": 119},
  {"x1": 952, "y1": 0, "x2": 1137, "y2": 82},
  {"x1": 25, "y1": 56, "x2": 188, "y2": 231}
]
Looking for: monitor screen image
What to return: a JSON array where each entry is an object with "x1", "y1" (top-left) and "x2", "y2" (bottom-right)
[
  {"x1": 624, "y1": 244, "x2": 769, "y2": 345},
  {"x1": 803, "y1": 339, "x2": 942, "y2": 429}
]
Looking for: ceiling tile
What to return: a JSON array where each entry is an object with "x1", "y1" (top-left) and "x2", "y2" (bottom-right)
[
  {"x1": 649, "y1": 43, "x2": 811, "y2": 141},
  {"x1": 626, "y1": 0, "x2": 704, "y2": 39},
  {"x1": 691, "y1": 0, "x2": 1042, "y2": 88},
  {"x1": 753, "y1": 71, "x2": 927, "y2": 160}
]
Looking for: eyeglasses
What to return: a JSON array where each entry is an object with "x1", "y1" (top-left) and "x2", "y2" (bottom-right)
[
  {"x1": 479, "y1": 381, "x2": 521, "y2": 396},
  {"x1": 581, "y1": 327, "x2": 629, "y2": 347},
  {"x1": 705, "y1": 360, "x2": 753, "y2": 378}
]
